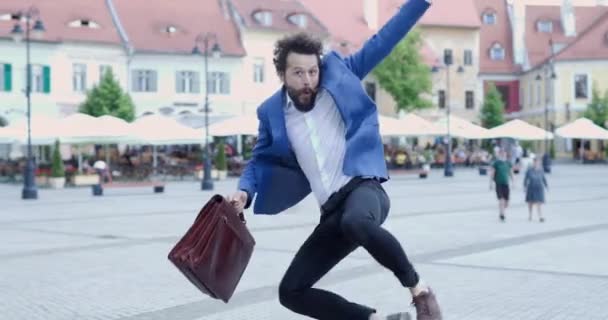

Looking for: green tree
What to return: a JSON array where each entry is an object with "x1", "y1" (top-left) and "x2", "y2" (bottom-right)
[
  {"x1": 583, "y1": 86, "x2": 608, "y2": 128},
  {"x1": 214, "y1": 138, "x2": 227, "y2": 171},
  {"x1": 372, "y1": 28, "x2": 432, "y2": 112},
  {"x1": 51, "y1": 139, "x2": 65, "y2": 178},
  {"x1": 480, "y1": 83, "x2": 505, "y2": 129},
  {"x1": 79, "y1": 69, "x2": 135, "y2": 122}
]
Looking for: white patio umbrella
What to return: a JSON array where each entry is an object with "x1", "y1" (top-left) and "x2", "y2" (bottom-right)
[
  {"x1": 2, "y1": 115, "x2": 63, "y2": 145},
  {"x1": 434, "y1": 115, "x2": 490, "y2": 139},
  {"x1": 208, "y1": 114, "x2": 259, "y2": 137},
  {"x1": 58, "y1": 113, "x2": 133, "y2": 144},
  {"x1": 555, "y1": 118, "x2": 608, "y2": 140},
  {"x1": 486, "y1": 119, "x2": 554, "y2": 141},
  {"x1": 379, "y1": 113, "x2": 443, "y2": 137},
  {"x1": 57, "y1": 113, "x2": 134, "y2": 170},
  {"x1": 128, "y1": 114, "x2": 203, "y2": 171}
]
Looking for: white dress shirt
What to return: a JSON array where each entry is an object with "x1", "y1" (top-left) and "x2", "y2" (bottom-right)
[{"x1": 285, "y1": 89, "x2": 352, "y2": 206}]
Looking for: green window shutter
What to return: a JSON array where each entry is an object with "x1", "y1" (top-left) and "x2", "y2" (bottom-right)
[
  {"x1": 43, "y1": 65, "x2": 51, "y2": 94},
  {"x1": 4, "y1": 64, "x2": 12, "y2": 92}
]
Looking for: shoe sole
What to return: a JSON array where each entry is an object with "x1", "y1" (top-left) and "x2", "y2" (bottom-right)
[{"x1": 386, "y1": 312, "x2": 412, "y2": 320}]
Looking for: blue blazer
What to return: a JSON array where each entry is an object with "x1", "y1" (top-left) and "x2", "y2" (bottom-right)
[{"x1": 238, "y1": 0, "x2": 431, "y2": 215}]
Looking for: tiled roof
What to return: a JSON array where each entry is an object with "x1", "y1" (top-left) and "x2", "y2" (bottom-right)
[
  {"x1": 230, "y1": 0, "x2": 327, "y2": 34},
  {"x1": 0, "y1": 0, "x2": 122, "y2": 45},
  {"x1": 525, "y1": 5, "x2": 607, "y2": 68},
  {"x1": 474, "y1": 0, "x2": 520, "y2": 74},
  {"x1": 419, "y1": 0, "x2": 481, "y2": 28},
  {"x1": 110, "y1": 0, "x2": 245, "y2": 56}
]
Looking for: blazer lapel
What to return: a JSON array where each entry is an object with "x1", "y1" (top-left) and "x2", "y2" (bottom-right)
[{"x1": 267, "y1": 88, "x2": 293, "y2": 155}]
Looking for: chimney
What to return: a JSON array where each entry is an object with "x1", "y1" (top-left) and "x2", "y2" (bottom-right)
[
  {"x1": 364, "y1": 0, "x2": 378, "y2": 30},
  {"x1": 561, "y1": 0, "x2": 576, "y2": 37}
]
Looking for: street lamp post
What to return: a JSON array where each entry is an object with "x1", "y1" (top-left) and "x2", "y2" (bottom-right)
[
  {"x1": 192, "y1": 33, "x2": 221, "y2": 191},
  {"x1": 10, "y1": 7, "x2": 45, "y2": 200},
  {"x1": 536, "y1": 39, "x2": 556, "y2": 173},
  {"x1": 433, "y1": 52, "x2": 464, "y2": 177}
]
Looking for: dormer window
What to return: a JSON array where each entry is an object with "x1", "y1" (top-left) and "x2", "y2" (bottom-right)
[
  {"x1": 68, "y1": 19, "x2": 101, "y2": 29},
  {"x1": 288, "y1": 13, "x2": 308, "y2": 28},
  {"x1": 253, "y1": 10, "x2": 272, "y2": 26},
  {"x1": 537, "y1": 20, "x2": 553, "y2": 33},
  {"x1": 163, "y1": 25, "x2": 179, "y2": 35},
  {"x1": 482, "y1": 11, "x2": 497, "y2": 25},
  {"x1": 490, "y1": 43, "x2": 505, "y2": 60}
]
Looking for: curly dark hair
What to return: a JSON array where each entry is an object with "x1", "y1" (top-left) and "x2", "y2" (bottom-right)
[{"x1": 273, "y1": 32, "x2": 323, "y2": 76}]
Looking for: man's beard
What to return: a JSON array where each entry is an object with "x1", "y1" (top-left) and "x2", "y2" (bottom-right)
[{"x1": 286, "y1": 86, "x2": 317, "y2": 112}]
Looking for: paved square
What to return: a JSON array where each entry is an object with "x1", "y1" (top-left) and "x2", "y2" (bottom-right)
[{"x1": 1, "y1": 164, "x2": 607, "y2": 319}]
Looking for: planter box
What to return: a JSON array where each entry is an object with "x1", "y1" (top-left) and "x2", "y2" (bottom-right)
[
  {"x1": 74, "y1": 174, "x2": 99, "y2": 186},
  {"x1": 36, "y1": 176, "x2": 49, "y2": 186},
  {"x1": 212, "y1": 169, "x2": 228, "y2": 180},
  {"x1": 49, "y1": 177, "x2": 66, "y2": 189}
]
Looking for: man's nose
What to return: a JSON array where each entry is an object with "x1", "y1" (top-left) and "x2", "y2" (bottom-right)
[{"x1": 302, "y1": 73, "x2": 311, "y2": 86}]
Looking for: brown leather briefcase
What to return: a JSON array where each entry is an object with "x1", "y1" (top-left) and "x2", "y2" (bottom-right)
[{"x1": 168, "y1": 195, "x2": 255, "y2": 303}]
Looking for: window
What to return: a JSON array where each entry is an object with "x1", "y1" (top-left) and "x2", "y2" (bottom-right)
[
  {"x1": 176, "y1": 71, "x2": 200, "y2": 93},
  {"x1": 365, "y1": 82, "x2": 376, "y2": 102},
  {"x1": 253, "y1": 11, "x2": 272, "y2": 26},
  {"x1": 68, "y1": 19, "x2": 101, "y2": 29},
  {"x1": 490, "y1": 43, "x2": 505, "y2": 60},
  {"x1": 482, "y1": 12, "x2": 497, "y2": 25},
  {"x1": 72, "y1": 63, "x2": 87, "y2": 92},
  {"x1": 253, "y1": 58, "x2": 265, "y2": 83},
  {"x1": 464, "y1": 50, "x2": 473, "y2": 66},
  {"x1": 465, "y1": 91, "x2": 474, "y2": 109},
  {"x1": 528, "y1": 83, "x2": 533, "y2": 106},
  {"x1": 536, "y1": 83, "x2": 541, "y2": 105},
  {"x1": 574, "y1": 74, "x2": 589, "y2": 99},
  {"x1": 438, "y1": 90, "x2": 446, "y2": 109},
  {"x1": 208, "y1": 72, "x2": 230, "y2": 95},
  {"x1": 131, "y1": 70, "x2": 157, "y2": 92},
  {"x1": 1, "y1": 63, "x2": 11, "y2": 92},
  {"x1": 537, "y1": 20, "x2": 553, "y2": 33},
  {"x1": 99, "y1": 65, "x2": 112, "y2": 81},
  {"x1": 443, "y1": 49, "x2": 453, "y2": 65},
  {"x1": 288, "y1": 14, "x2": 308, "y2": 28},
  {"x1": 28, "y1": 64, "x2": 47, "y2": 93}
]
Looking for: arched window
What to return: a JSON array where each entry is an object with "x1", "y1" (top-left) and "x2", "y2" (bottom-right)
[
  {"x1": 482, "y1": 10, "x2": 497, "y2": 25},
  {"x1": 287, "y1": 13, "x2": 308, "y2": 28},
  {"x1": 490, "y1": 43, "x2": 505, "y2": 60},
  {"x1": 253, "y1": 10, "x2": 272, "y2": 26}
]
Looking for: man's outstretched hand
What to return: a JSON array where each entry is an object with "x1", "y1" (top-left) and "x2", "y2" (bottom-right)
[{"x1": 226, "y1": 190, "x2": 248, "y2": 213}]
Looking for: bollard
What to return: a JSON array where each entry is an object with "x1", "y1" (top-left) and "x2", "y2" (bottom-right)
[{"x1": 92, "y1": 184, "x2": 103, "y2": 196}]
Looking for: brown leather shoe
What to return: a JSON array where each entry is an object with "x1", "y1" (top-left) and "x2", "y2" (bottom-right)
[{"x1": 411, "y1": 288, "x2": 442, "y2": 320}]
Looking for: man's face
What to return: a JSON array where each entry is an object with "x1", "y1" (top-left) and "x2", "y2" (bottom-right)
[
  {"x1": 281, "y1": 52, "x2": 320, "y2": 111},
  {"x1": 498, "y1": 150, "x2": 507, "y2": 160}
]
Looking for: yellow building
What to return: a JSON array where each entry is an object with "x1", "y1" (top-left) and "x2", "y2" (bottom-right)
[{"x1": 512, "y1": 3, "x2": 608, "y2": 156}]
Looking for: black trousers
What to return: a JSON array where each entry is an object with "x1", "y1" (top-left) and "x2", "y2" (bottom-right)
[{"x1": 278, "y1": 178, "x2": 420, "y2": 320}]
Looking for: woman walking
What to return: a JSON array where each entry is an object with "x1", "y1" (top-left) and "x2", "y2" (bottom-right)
[{"x1": 524, "y1": 157, "x2": 548, "y2": 222}]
